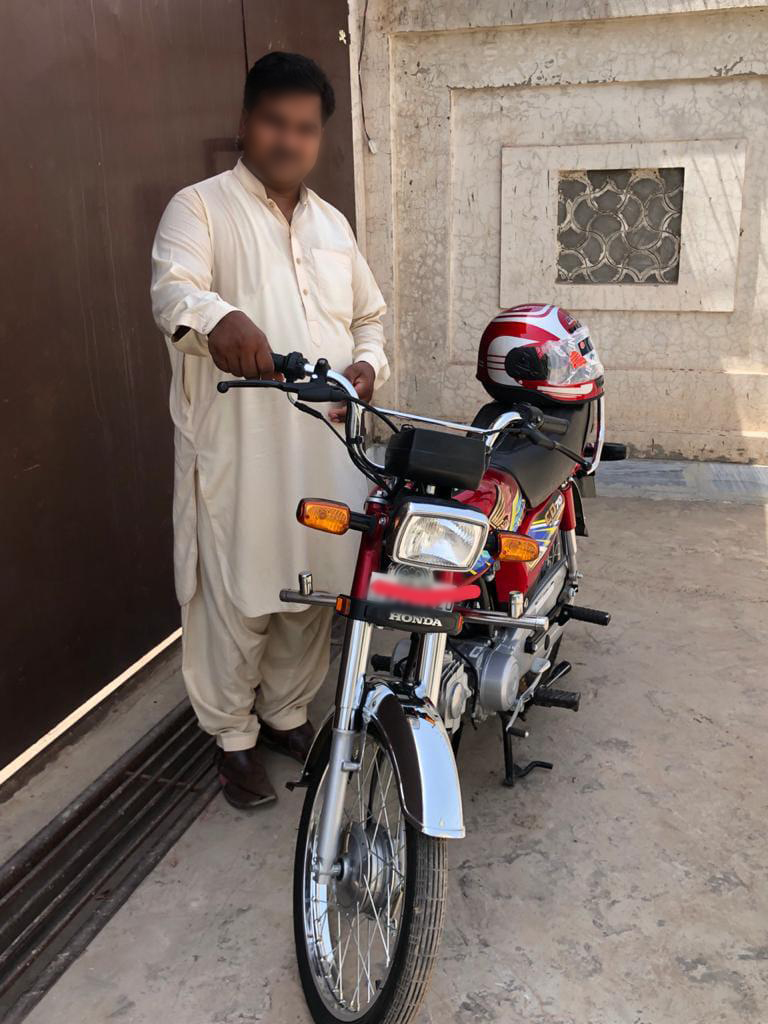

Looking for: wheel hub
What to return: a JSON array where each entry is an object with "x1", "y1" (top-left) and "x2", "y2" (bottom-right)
[{"x1": 334, "y1": 821, "x2": 394, "y2": 917}]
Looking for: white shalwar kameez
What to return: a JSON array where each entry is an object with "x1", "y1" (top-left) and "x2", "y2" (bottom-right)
[{"x1": 151, "y1": 159, "x2": 388, "y2": 749}]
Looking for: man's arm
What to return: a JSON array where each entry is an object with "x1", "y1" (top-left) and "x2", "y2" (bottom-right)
[
  {"x1": 348, "y1": 240, "x2": 389, "y2": 391},
  {"x1": 150, "y1": 189, "x2": 276, "y2": 378},
  {"x1": 330, "y1": 241, "x2": 388, "y2": 421}
]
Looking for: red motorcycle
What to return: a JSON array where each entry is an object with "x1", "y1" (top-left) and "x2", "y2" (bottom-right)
[{"x1": 218, "y1": 304, "x2": 626, "y2": 1024}]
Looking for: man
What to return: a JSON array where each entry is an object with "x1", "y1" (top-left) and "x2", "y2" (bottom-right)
[{"x1": 151, "y1": 52, "x2": 388, "y2": 809}]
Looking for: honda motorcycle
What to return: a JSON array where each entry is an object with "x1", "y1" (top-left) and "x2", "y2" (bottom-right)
[{"x1": 218, "y1": 304, "x2": 626, "y2": 1024}]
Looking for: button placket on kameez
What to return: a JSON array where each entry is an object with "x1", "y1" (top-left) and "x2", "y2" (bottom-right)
[
  {"x1": 288, "y1": 204, "x2": 322, "y2": 347},
  {"x1": 264, "y1": 195, "x2": 316, "y2": 335}
]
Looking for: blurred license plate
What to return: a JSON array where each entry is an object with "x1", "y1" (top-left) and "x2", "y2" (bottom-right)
[{"x1": 368, "y1": 572, "x2": 479, "y2": 607}]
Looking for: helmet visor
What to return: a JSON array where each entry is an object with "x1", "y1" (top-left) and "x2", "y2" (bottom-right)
[{"x1": 542, "y1": 325, "x2": 604, "y2": 387}]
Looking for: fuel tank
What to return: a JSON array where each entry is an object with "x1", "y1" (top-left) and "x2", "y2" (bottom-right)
[{"x1": 455, "y1": 466, "x2": 566, "y2": 601}]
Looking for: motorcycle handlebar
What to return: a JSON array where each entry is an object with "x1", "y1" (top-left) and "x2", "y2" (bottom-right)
[{"x1": 270, "y1": 351, "x2": 288, "y2": 374}]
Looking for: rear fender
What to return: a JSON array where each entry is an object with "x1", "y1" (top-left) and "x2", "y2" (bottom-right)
[{"x1": 294, "y1": 686, "x2": 465, "y2": 840}]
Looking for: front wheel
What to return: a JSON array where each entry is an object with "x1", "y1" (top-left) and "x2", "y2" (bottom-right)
[{"x1": 294, "y1": 729, "x2": 447, "y2": 1024}]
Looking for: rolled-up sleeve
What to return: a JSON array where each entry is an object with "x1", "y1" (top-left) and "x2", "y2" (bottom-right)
[
  {"x1": 349, "y1": 239, "x2": 389, "y2": 388},
  {"x1": 150, "y1": 188, "x2": 239, "y2": 355}
]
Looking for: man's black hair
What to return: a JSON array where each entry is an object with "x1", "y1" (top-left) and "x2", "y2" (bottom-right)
[{"x1": 243, "y1": 51, "x2": 335, "y2": 122}]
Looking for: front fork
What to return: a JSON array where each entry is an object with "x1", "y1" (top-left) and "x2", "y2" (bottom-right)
[
  {"x1": 313, "y1": 619, "x2": 447, "y2": 881},
  {"x1": 313, "y1": 618, "x2": 373, "y2": 882}
]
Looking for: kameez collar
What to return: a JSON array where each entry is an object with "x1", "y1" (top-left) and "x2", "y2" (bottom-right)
[{"x1": 233, "y1": 158, "x2": 309, "y2": 207}]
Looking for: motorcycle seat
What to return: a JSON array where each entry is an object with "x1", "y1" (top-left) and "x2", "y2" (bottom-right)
[{"x1": 472, "y1": 401, "x2": 593, "y2": 508}]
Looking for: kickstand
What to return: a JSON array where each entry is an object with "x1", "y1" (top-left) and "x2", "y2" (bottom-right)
[{"x1": 498, "y1": 713, "x2": 553, "y2": 787}]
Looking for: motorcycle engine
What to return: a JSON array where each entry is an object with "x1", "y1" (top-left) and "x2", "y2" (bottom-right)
[
  {"x1": 437, "y1": 657, "x2": 472, "y2": 733},
  {"x1": 449, "y1": 632, "x2": 521, "y2": 718},
  {"x1": 389, "y1": 634, "x2": 520, "y2": 725},
  {"x1": 385, "y1": 557, "x2": 568, "y2": 724}
]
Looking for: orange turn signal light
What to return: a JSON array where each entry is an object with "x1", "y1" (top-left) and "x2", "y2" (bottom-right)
[
  {"x1": 297, "y1": 498, "x2": 351, "y2": 535},
  {"x1": 496, "y1": 532, "x2": 540, "y2": 562}
]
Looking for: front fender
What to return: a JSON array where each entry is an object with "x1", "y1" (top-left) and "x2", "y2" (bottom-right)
[
  {"x1": 294, "y1": 686, "x2": 464, "y2": 840},
  {"x1": 364, "y1": 684, "x2": 465, "y2": 839}
]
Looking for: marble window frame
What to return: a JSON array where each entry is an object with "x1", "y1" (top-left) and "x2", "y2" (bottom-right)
[{"x1": 501, "y1": 139, "x2": 746, "y2": 312}]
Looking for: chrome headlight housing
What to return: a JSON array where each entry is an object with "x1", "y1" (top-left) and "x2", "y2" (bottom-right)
[{"x1": 388, "y1": 500, "x2": 489, "y2": 571}]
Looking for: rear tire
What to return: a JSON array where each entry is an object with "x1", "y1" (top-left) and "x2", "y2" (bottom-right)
[{"x1": 293, "y1": 731, "x2": 447, "y2": 1024}]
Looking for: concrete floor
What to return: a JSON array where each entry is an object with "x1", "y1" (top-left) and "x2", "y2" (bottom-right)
[{"x1": 17, "y1": 491, "x2": 768, "y2": 1024}]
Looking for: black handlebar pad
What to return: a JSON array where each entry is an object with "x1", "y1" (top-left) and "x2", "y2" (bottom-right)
[{"x1": 539, "y1": 413, "x2": 570, "y2": 436}]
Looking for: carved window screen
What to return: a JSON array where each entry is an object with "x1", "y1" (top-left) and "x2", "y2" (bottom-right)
[{"x1": 556, "y1": 168, "x2": 684, "y2": 284}]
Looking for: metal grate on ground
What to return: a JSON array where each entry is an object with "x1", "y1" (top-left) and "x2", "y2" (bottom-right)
[{"x1": 0, "y1": 701, "x2": 218, "y2": 1023}]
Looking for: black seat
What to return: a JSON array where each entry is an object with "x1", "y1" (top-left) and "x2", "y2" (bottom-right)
[{"x1": 473, "y1": 401, "x2": 592, "y2": 508}]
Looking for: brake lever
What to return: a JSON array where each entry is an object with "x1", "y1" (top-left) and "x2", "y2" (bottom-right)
[
  {"x1": 297, "y1": 380, "x2": 350, "y2": 403},
  {"x1": 520, "y1": 424, "x2": 590, "y2": 469},
  {"x1": 522, "y1": 424, "x2": 556, "y2": 449},
  {"x1": 217, "y1": 379, "x2": 291, "y2": 394}
]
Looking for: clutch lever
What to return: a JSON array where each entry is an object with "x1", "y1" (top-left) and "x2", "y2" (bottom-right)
[{"x1": 520, "y1": 424, "x2": 590, "y2": 469}]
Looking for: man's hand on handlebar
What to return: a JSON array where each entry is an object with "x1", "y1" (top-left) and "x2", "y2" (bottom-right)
[
  {"x1": 329, "y1": 361, "x2": 375, "y2": 422},
  {"x1": 207, "y1": 311, "x2": 281, "y2": 380}
]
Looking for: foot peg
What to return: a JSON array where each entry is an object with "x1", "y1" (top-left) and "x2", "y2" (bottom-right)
[
  {"x1": 532, "y1": 687, "x2": 581, "y2": 712},
  {"x1": 559, "y1": 604, "x2": 611, "y2": 627}
]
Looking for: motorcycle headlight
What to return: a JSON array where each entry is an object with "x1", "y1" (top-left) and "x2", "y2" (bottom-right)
[{"x1": 388, "y1": 501, "x2": 489, "y2": 571}]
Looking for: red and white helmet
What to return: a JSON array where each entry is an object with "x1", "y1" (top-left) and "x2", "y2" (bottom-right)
[{"x1": 477, "y1": 304, "x2": 604, "y2": 405}]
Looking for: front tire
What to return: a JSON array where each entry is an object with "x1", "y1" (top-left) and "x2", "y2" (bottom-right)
[{"x1": 293, "y1": 730, "x2": 447, "y2": 1024}]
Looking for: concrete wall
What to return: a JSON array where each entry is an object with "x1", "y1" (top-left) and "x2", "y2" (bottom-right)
[{"x1": 351, "y1": 1, "x2": 768, "y2": 462}]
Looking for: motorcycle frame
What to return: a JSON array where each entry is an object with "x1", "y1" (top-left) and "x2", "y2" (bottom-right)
[{"x1": 281, "y1": 369, "x2": 600, "y2": 882}]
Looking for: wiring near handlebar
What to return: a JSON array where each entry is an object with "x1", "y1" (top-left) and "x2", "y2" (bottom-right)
[
  {"x1": 287, "y1": 392, "x2": 394, "y2": 494},
  {"x1": 347, "y1": 395, "x2": 400, "y2": 435}
]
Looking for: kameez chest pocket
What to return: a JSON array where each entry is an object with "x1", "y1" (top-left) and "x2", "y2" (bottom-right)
[{"x1": 311, "y1": 248, "x2": 354, "y2": 323}]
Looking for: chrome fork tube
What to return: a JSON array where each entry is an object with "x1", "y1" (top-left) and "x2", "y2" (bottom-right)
[
  {"x1": 314, "y1": 618, "x2": 373, "y2": 881},
  {"x1": 563, "y1": 528, "x2": 579, "y2": 584},
  {"x1": 415, "y1": 631, "x2": 447, "y2": 706}
]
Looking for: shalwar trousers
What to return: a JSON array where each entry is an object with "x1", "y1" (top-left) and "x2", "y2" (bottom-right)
[{"x1": 180, "y1": 495, "x2": 334, "y2": 752}]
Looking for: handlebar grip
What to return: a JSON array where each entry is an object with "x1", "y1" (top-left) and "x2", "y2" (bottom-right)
[
  {"x1": 270, "y1": 351, "x2": 288, "y2": 373},
  {"x1": 539, "y1": 413, "x2": 570, "y2": 436},
  {"x1": 270, "y1": 350, "x2": 308, "y2": 382}
]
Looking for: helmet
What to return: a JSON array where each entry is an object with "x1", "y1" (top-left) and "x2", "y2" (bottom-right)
[{"x1": 477, "y1": 304, "x2": 604, "y2": 405}]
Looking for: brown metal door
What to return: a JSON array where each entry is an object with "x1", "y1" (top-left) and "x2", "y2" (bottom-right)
[
  {"x1": 0, "y1": 0, "x2": 356, "y2": 771},
  {"x1": 0, "y1": 1, "x2": 245, "y2": 768}
]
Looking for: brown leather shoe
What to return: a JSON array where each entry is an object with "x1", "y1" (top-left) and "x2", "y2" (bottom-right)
[
  {"x1": 216, "y1": 747, "x2": 277, "y2": 809},
  {"x1": 259, "y1": 720, "x2": 315, "y2": 764}
]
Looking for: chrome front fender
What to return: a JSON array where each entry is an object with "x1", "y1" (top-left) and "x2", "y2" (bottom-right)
[
  {"x1": 363, "y1": 684, "x2": 465, "y2": 839},
  {"x1": 294, "y1": 685, "x2": 465, "y2": 840}
]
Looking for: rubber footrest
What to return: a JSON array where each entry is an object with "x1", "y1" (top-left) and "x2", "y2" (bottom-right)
[
  {"x1": 560, "y1": 605, "x2": 611, "y2": 626},
  {"x1": 532, "y1": 687, "x2": 581, "y2": 711}
]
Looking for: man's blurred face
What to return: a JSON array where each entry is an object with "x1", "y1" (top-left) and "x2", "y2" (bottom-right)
[{"x1": 239, "y1": 91, "x2": 324, "y2": 189}]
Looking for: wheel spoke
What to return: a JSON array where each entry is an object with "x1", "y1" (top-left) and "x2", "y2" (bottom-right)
[{"x1": 302, "y1": 732, "x2": 408, "y2": 1018}]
